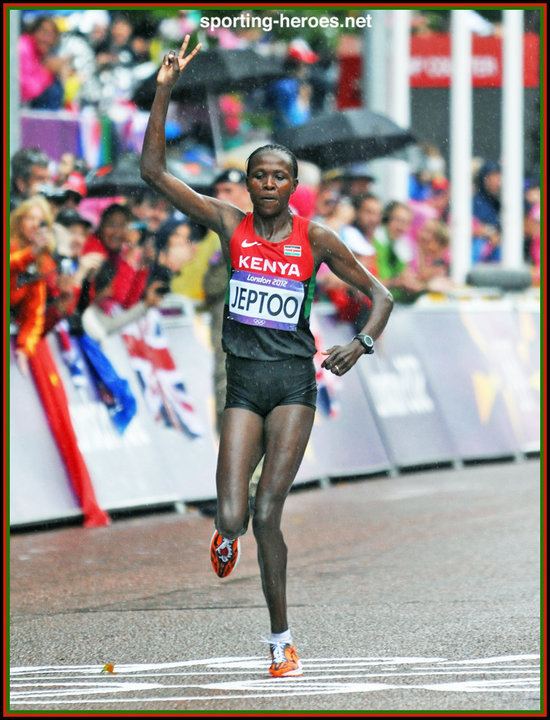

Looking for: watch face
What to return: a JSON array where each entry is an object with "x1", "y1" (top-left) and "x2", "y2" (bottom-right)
[{"x1": 363, "y1": 335, "x2": 374, "y2": 348}]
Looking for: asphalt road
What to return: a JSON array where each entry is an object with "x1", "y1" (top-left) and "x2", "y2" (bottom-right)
[{"x1": 9, "y1": 459, "x2": 542, "y2": 714}]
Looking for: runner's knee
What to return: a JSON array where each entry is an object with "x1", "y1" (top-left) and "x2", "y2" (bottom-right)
[
  {"x1": 217, "y1": 508, "x2": 249, "y2": 539},
  {"x1": 252, "y1": 494, "x2": 286, "y2": 537}
]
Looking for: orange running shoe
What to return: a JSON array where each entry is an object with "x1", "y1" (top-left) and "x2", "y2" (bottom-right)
[
  {"x1": 210, "y1": 530, "x2": 240, "y2": 578},
  {"x1": 268, "y1": 642, "x2": 303, "y2": 678}
]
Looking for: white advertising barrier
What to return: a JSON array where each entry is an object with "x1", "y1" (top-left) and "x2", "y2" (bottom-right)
[
  {"x1": 10, "y1": 296, "x2": 540, "y2": 527},
  {"x1": 10, "y1": 298, "x2": 219, "y2": 527},
  {"x1": 354, "y1": 307, "x2": 459, "y2": 468},
  {"x1": 296, "y1": 305, "x2": 391, "y2": 483},
  {"x1": 62, "y1": 299, "x2": 219, "y2": 510},
  {"x1": 512, "y1": 297, "x2": 541, "y2": 452},
  {"x1": 10, "y1": 343, "x2": 83, "y2": 525},
  {"x1": 405, "y1": 299, "x2": 540, "y2": 459}
]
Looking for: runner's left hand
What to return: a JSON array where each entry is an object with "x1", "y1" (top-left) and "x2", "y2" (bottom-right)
[{"x1": 321, "y1": 341, "x2": 365, "y2": 376}]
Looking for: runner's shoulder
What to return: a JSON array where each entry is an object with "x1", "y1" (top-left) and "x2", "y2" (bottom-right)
[
  {"x1": 307, "y1": 219, "x2": 342, "y2": 258},
  {"x1": 218, "y1": 203, "x2": 247, "y2": 244}
]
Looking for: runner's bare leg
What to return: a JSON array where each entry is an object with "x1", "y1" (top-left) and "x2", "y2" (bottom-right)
[
  {"x1": 252, "y1": 404, "x2": 315, "y2": 633},
  {"x1": 215, "y1": 408, "x2": 265, "y2": 539}
]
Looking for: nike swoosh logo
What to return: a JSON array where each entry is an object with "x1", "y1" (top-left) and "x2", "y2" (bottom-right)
[{"x1": 242, "y1": 239, "x2": 261, "y2": 248}]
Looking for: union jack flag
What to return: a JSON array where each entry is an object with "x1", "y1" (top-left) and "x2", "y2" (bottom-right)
[
  {"x1": 121, "y1": 308, "x2": 203, "y2": 439},
  {"x1": 55, "y1": 319, "x2": 137, "y2": 435}
]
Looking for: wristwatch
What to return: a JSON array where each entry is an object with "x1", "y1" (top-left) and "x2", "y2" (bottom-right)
[{"x1": 353, "y1": 333, "x2": 375, "y2": 355}]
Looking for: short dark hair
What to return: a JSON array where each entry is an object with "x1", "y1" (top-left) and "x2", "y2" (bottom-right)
[
  {"x1": 129, "y1": 188, "x2": 170, "y2": 208},
  {"x1": 28, "y1": 15, "x2": 59, "y2": 36},
  {"x1": 352, "y1": 192, "x2": 380, "y2": 212},
  {"x1": 246, "y1": 144, "x2": 298, "y2": 180},
  {"x1": 382, "y1": 200, "x2": 412, "y2": 225},
  {"x1": 154, "y1": 217, "x2": 192, "y2": 254},
  {"x1": 213, "y1": 168, "x2": 247, "y2": 187},
  {"x1": 98, "y1": 203, "x2": 132, "y2": 228},
  {"x1": 147, "y1": 263, "x2": 173, "y2": 287},
  {"x1": 11, "y1": 147, "x2": 50, "y2": 184},
  {"x1": 111, "y1": 11, "x2": 133, "y2": 27}
]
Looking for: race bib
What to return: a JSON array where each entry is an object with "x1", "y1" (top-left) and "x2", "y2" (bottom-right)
[{"x1": 228, "y1": 270, "x2": 304, "y2": 331}]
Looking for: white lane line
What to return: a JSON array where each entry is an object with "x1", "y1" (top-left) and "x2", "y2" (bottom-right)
[
  {"x1": 12, "y1": 655, "x2": 538, "y2": 676},
  {"x1": 11, "y1": 682, "x2": 539, "y2": 705},
  {"x1": 416, "y1": 678, "x2": 540, "y2": 693},
  {"x1": 11, "y1": 671, "x2": 540, "y2": 700},
  {"x1": 10, "y1": 655, "x2": 540, "y2": 706},
  {"x1": 11, "y1": 666, "x2": 539, "y2": 685},
  {"x1": 11, "y1": 656, "x2": 259, "y2": 674},
  {"x1": 438, "y1": 654, "x2": 540, "y2": 664},
  {"x1": 11, "y1": 668, "x2": 540, "y2": 690},
  {"x1": 11, "y1": 662, "x2": 540, "y2": 681}
]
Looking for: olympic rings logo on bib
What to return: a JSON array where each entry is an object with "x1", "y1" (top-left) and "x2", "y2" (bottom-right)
[{"x1": 229, "y1": 270, "x2": 305, "y2": 332}]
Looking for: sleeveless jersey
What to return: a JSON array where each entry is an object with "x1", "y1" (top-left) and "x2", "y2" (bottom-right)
[{"x1": 222, "y1": 212, "x2": 317, "y2": 360}]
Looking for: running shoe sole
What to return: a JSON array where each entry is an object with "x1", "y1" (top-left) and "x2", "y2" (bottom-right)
[{"x1": 210, "y1": 530, "x2": 240, "y2": 579}]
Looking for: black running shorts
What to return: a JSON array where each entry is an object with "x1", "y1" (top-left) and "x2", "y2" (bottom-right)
[{"x1": 225, "y1": 354, "x2": 317, "y2": 418}]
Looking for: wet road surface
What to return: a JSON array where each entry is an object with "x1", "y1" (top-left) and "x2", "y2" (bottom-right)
[{"x1": 9, "y1": 459, "x2": 541, "y2": 713}]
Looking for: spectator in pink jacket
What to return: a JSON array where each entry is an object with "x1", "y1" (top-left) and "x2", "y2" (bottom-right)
[{"x1": 18, "y1": 15, "x2": 72, "y2": 110}]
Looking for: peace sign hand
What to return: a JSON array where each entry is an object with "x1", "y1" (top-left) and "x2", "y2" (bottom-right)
[{"x1": 157, "y1": 34, "x2": 202, "y2": 88}]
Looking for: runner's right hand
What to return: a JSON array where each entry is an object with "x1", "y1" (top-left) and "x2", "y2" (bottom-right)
[{"x1": 156, "y1": 34, "x2": 202, "y2": 88}]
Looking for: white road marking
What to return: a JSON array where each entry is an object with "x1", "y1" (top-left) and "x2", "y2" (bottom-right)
[
  {"x1": 11, "y1": 665, "x2": 537, "y2": 684},
  {"x1": 10, "y1": 655, "x2": 540, "y2": 706}
]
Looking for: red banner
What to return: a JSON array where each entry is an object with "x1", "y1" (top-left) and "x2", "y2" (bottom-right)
[
  {"x1": 410, "y1": 32, "x2": 539, "y2": 88},
  {"x1": 338, "y1": 32, "x2": 539, "y2": 108}
]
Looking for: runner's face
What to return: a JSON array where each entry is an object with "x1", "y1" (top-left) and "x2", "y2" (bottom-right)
[{"x1": 247, "y1": 152, "x2": 297, "y2": 217}]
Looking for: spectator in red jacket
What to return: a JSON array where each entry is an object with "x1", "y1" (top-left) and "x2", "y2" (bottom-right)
[{"x1": 82, "y1": 203, "x2": 150, "y2": 309}]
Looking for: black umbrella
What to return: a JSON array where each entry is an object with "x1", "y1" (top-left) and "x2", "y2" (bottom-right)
[
  {"x1": 86, "y1": 153, "x2": 215, "y2": 198},
  {"x1": 134, "y1": 48, "x2": 284, "y2": 108},
  {"x1": 273, "y1": 108, "x2": 416, "y2": 169},
  {"x1": 134, "y1": 48, "x2": 284, "y2": 161}
]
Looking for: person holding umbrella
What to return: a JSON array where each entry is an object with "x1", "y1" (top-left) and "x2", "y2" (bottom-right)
[{"x1": 140, "y1": 36, "x2": 394, "y2": 678}]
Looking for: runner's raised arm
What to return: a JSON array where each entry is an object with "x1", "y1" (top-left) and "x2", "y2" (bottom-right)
[{"x1": 140, "y1": 35, "x2": 244, "y2": 242}]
